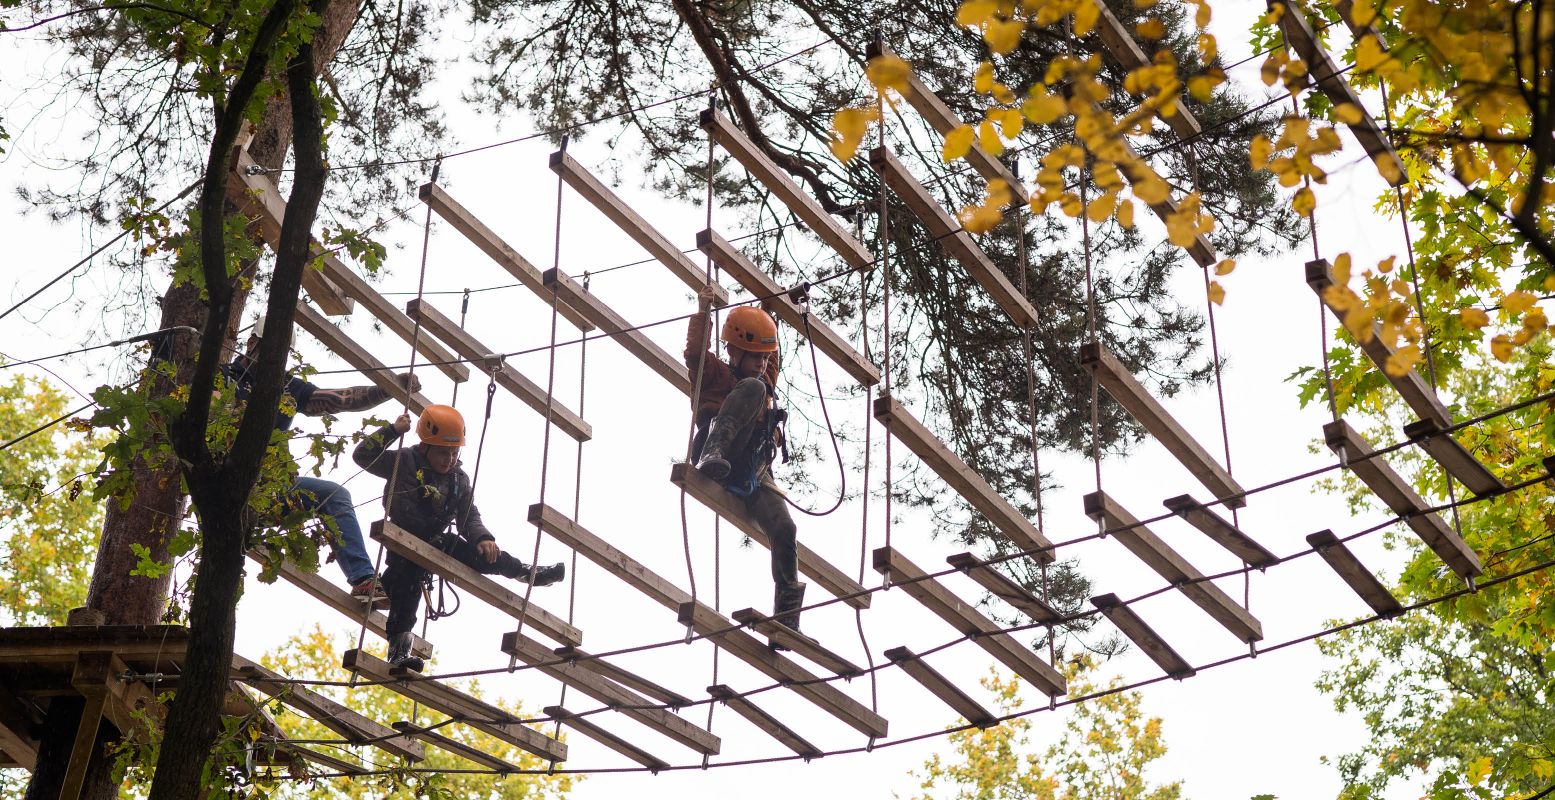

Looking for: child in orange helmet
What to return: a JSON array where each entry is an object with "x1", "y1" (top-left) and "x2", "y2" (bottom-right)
[{"x1": 354, "y1": 403, "x2": 564, "y2": 671}]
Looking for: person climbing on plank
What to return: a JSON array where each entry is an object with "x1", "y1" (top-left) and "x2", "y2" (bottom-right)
[
  {"x1": 686, "y1": 285, "x2": 805, "y2": 646},
  {"x1": 354, "y1": 404, "x2": 565, "y2": 671},
  {"x1": 224, "y1": 313, "x2": 419, "y2": 603}
]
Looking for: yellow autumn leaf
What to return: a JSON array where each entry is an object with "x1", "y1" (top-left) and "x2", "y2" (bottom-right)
[
  {"x1": 1378, "y1": 256, "x2": 1396, "y2": 274},
  {"x1": 1344, "y1": 305, "x2": 1376, "y2": 342},
  {"x1": 1292, "y1": 186, "x2": 1315, "y2": 217},
  {"x1": 1351, "y1": 0, "x2": 1377, "y2": 26},
  {"x1": 1022, "y1": 89, "x2": 1068, "y2": 124},
  {"x1": 978, "y1": 120, "x2": 1006, "y2": 156},
  {"x1": 1134, "y1": 176, "x2": 1170, "y2": 205},
  {"x1": 1059, "y1": 192, "x2": 1083, "y2": 217},
  {"x1": 1503, "y1": 290, "x2": 1538, "y2": 315},
  {"x1": 1207, "y1": 280, "x2": 1225, "y2": 305},
  {"x1": 1116, "y1": 198, "x2": 1136, "y2": 228},
  {"x1": 1072, "y1": 0, "x2": 1100, "y2": 35},
  {"x1": 1215, "y1": 258, "x2": 1236, "y2": 276},
  {"x1": 1333, "y1": 102, "x2": 1364, "y2": 124},
  {"x1": 828, "y1": 106, "x2": 878, "y2": 162},
  {"x1": 1136, "y1": 18, "x2": 1165, "y2": 39},
  {"x1": 1249, "y1": 135, "x2": 1273, "y2": 169},
  {"x1": 1490, "y1": 334, "x2": 1513, "y2": 362},
  {"x1": 1165, "y1": 208, "x2": 1199, "y2": 247},
  {"x1": 1086, "y1": 192, "x2": 1117, "y2": 222},
  {"x1": 1188, "y1": 74, "x2": 1218, "y2": 102},
  {"x1": 942, "y1": 124, "x2": 976, "y2": 162},
  {"x1": 959, "y1": 202, "x2": 1005, "y2": 234},
  {"x1": 1197, "y1": 33, "x2": 1217, "y2": 62},
  {"x1": 1453, "y1": 145, "x2": 1488, "y2": 183},
  {"x1": 991, "y1": 82, "x2": 1016, "y2": 105},
  {"x1": 974, "y1": 61, "x2": 996, "y2": 94},
  {"x1": 985, "y1": 17, "x2": 1024, "y2": 55},
  {"x1": 1384, "y1": 344, "x2": 1423, "y2": 377},
  {"x1": 1333, "y1": 252, "x2": 1353, "y2": 283},
  {"x1": 956, "y1": 0, "x2": 998, "y2": 27},
  {"x1": 995, "y1": 107, "x2": 1024, "y2": 138},
  {"x1": 1374, "y1": 153, "x2": 1402, "y2": 184},
  {"x1": 1467, "y1": 756, "x2": 1493, "y2": 787},
  {"x1": 866, "y1": 54, "x2": 912, "y2": 95},
  {"x1": 1460, "y1": 307, "x2": 1491, "y2": 330},
  {"x1": 1193, "y1": 0, "x2": 1210, "y2": 27}
]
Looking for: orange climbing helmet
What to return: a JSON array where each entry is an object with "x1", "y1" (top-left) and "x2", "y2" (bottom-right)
[
  {"x1": 720, "y1": 307, "x2": 778, "y2": 353},
  {"x1": 416, "y1": 404, "x2": 466, "y2": 447}
]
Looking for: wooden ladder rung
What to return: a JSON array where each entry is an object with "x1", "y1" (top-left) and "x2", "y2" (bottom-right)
[
  {"x1": 945, "y1": 552, "x2": 1061, "y2": 623},
  {"x1": 553, "y1": 647, "x2": 693, "y2": 710},
  {"x1": 247, "y1": 549, "x2": 433, "y2": 660},
  {"x1": 884, "y1": 646, "x2": 997, "y2": 728},
  {"x1": 670, "y1": 463, "x2": 871, "y2": 609},
  {"x1": 873, "y1": 547, "x2": 1066, "y2": 697},
  {"x1": 293, "y1": 301, "x2": 432, "y2": 414},
  {"x1": 550, "y1": 149, "x2": 729, "y2": 305},
  {"x1": 370, "y1": 521, "x2": 582, "y2": 647},
  {"x1": 1163, "y1": 495, "x2": 1279, "y2": 568},
  {"x1": 1092, "y1": 2, "x2": 1202, "y2": 139},
  {"x1": 695, "y1": 228, "x2": 880, "y2": 387},
  {"x1": 541, "y1": 267, "x2": 692, "y2": 395},
  {"x1": 1403, "y1": 418, "x2": 1506, "y2": 497},
  {"x1": 545, "y1": 706, "x2": 671, "y2": 772},
  {"x1": 226, "y1": 147, "x2": 353, "y2": 316},
  {"x1": 418, "y1": 181, "x2": 594, "y2": 331},
  {"x1": 1322, "y1": 420, "x2": 1483, "y2": 580},
  {"x1": 1306, "y1": 530, "x2": 1404, "y2": 617},
  {"x1": 1091, "y1": 594, "x2": 1195, "y2": 679},
  {"x1": 274, "y1": 742, "x2": 369, "y2": 774},
  {"x1": 707, "y1": 684, "x2": 823, "y2": 758},
  {"x1": 732, "y1": 608, "x2": 863, "y2": 677},
  {"x1": 529, "y1": 503, "x2": 694, "y2": 609},
  {"x1": 1084, "y1": 491, "x2": 1263, "y2": 643},
  {"x1": 873, "y1": 395, "x2": 1054, "y2": 561},
  {"x1": 392, "y1": 720, "x2": 518, "y2": 771},
  {"x1": 869, "y1": 146, "x2": 1039, "y2": 327},
  {"x1": 234, "y1": 655, "x2": 425, "y2": 763},
  {"x1": 1081, "y1": 341, "x2": 1246, "y2": 507},
  {"x1": 406, "y1": 298, "x2": 592, "y2": 442},
  {"x1": 699, "y1": 109, "x2": 873, "y2": 270}
]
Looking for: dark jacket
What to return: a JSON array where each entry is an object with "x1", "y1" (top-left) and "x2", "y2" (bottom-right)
[
  {"x1": 352, "y1": 423, "x2": 493, "y2": 544},
  {"x1": 221, "y1": 357, "x2": 317, "y2": 429}
]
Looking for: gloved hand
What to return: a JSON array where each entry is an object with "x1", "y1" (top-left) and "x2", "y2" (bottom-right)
[{"x1": 396, "y1": 372, "x2": 422, "y2": 393}]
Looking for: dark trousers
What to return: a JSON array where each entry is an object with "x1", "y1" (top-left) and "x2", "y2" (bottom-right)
[{"x1": 383, "y1": 533, "x2": 525, "y2": 636}]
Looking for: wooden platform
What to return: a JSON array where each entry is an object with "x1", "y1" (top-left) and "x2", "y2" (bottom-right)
[
  {"x1": 293, "y1": 301, "x2": 433, "y2": 414},
  {"x1": 732, "y1": 608, "x2": 863, "y2": 677},
  {"x1": 541, "y1": 267, "x2": 693, "y2": 395},
  {"x1": 1402, "y1": 418, "x2": 1505, "y2": 497},
  {"x1": 248, "y1": 548, "x2": 434, "y2": 660},
  {"x1": 884, "y1": 646, "x2": 997, "y2": 728},
  {"x1": 1084, "y1": 491, "x2": 1263, "y2": 644},
  {"x1": 392, "y1": 720, "x2": 519, "y2": 771},
  {"x1": 1306, "y1": 530, "x2": 1403, "y2": 617},
  {"x1": 873, "y1": 547, "x2": 1066, "y2": 697},
  {"x1": 545, "y1": 705, "x2": 672, "y2": 771},
  {"x1": 708, "y1": 684, "x2": 824, "y2": 758},
  {"x1": 670, "y1": 463, "x2": 871, "y2": 609},
  {"x1": 234, "y1": 655, "x2": 425, "y2": 763},
  {"x1": 1162, "y1": 495, "x2": 1278, "y2": 568},
  {"x1": 945, "y1": 552, "x2": 1061, "y2": 623},
  {"x1": 1091, "y1": 594, "x2": 1195, "y2": 678},
  {"x1": 370, "y1": 520, "x2": 583, "y2": 647},
  {"x1": 1091, "y1": 2, "x2": 1201, "y2": 140}
]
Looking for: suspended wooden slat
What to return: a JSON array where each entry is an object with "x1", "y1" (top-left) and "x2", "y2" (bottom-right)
[
  {"x1": 541, "y1": 267, "x2": 693, "y2": 395},
  {"x1": 1090, "y1": 594, "x2": 1196, "y2": 678},
  {"x1": 553, "y1": 646, "x2": 693, "y2": 710},
  {"x1": 884, "y1": 646, "x2": 997, "y2": 728},
  {"x1": 293, "y1": 301, "x2": 432, "y2": 414},
  {"x1": 545, "y1": 706, "x2": 671, "y2": 771},
  {"x1": 1322, "y1": 420, "x2": 1483, "y2": 580},
  {"x1": 269, "y1": 742, "x2": 370, "y2": 775},
  {"x1": 418, "y1": 181, "x2": 594, "y2": 331},
  {"x1": 699, "y1": 109, "x2": 874, "y2": 270},
  {"x1": 1081, "y1": 341, "x2": 1246, "y2": 508},
  {"x1": 226, "y1": 147, "x2": 353, "y2": 315},
  {"x1": 874, "y1": 395, "x2": 1054, "y2": 560},
  {"x1": 869, "y1": 147, "x2": 1039, "y2": 327},
  {"x1": 1273, "y1": 0, "x2": 1406, "y2": 186},
  {"x1": 1084, "y1": 491, "x2": 1263, "y2": 643},
  {"x1": 1306, "y1": 530, "x2": 1404, "y2": 617},
  {"x1": 406, "y1": 298, "x2": 592, "y2": 442},
  {"x1": 1092, "y1": 2, "x2": 1202, "y2": 140},
  {"x1": 1162, "y1": 495, "x2": 1279, "y2": 568},
  {"x1": 343, "y1": 648, "x2": 567, "y2": 762},
  {"x1": 1403, "y1": 418, "x2": 1506, "y2": 497},
  {"x1": 528, "y1": 503, "x2": 695, "y2": 609},
  {"x1": 392, "y1": 720, "x2": 518, "y2": 771},
  {"x1": 707, "y1": 684, "x2": 823, "y2": 759},
  {"x1": 550, "y1": 149, "x2": 729, "y2": 304},
  {"x1": 370, "y1": 521, "x2": 583, "y2": 647},
  {"x1": 732, "y1": 608, "x2": 863, "y2": 677},
  {"x1": 247, "y1": 549, "x2": 433, "y2": 660},
  {"x1": 234, "y1": 655, "x2": 425, "y2": 763},
  {"x1": 945, "y1": 552, "x2": 1061, "y2": 623},
  {"x1": 695, "y1": 228, "x2": 881, "y2": 387},
  {"x1": 873, "y1": 546, "x2": 1066, "y2": 697},
  {"x1": 670, "y1": 463, "x2": 871, "y2": 609}
]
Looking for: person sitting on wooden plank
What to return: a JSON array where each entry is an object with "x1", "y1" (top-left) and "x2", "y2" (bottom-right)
[
  {"x1": 224, "y1": 313, "x2": 419, "y2": 602},
  {"x1": 354, "y1": 404, "x2": 565, "y2": 671},
  {"x1": 686, "y1": 285, "x2": 806, "y2": 645}
]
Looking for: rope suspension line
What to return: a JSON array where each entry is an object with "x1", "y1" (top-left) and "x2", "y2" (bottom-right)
[
  {"x1": 875, "y1": 39, "x2": 895, "y2": 584},
  {"x1": 701, "y1": 98, "x2": 723, "y2": 760}
]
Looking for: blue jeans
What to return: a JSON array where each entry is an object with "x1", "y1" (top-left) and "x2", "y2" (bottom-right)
[{"x1": 291, "y1": 476, "x2": 375, "y2": 585}]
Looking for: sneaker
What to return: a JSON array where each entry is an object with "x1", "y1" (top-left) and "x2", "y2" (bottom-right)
[
  {"x1": 529, "y1": 562, "x2": 566, "y2": 587},
  {"x1": 350, "y1": 578, "x2": 389, "y2": 609}
]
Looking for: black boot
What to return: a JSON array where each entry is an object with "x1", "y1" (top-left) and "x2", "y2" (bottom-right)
[
  {"x1": 387, "y1": 632, "x2": 424, "y2": 673},
  {"x1": 502, "y1": 558, "x2": 566, "y2": 587},
  {"x1": 770, "y1": 583, "x2": 807, "y2": 650},
  {"x1": 696, "y1": 417, "x2": 738, "y2": 482}
]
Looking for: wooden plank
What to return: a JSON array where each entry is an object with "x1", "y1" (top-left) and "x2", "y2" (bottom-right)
[
  {"x1": 868, "y1": 146, "x2": 1039, "y2": 327},
  {"x1": 873, "y1": 395, "x2": 1054, "y2": 560},
  {"x1": 1092, "y1": 2, "x2": 1202, "y2": 140},
  {"x1": 732, "y1": 608, "x2": 863, "y2": 677},
  {"x1": 1084, "y1": 491, "x2": 1263, "y2": 643},
  {"x1": 343, "y1": 648, "x2": 567, "y2": 762},
  {"x1": 670, "y1": 463, "x2": 872, "y2": 609},
  {"x1": 234, "y1": 655, "x2": 425, "y2": 763},
  {"x1": 678, "y1": 601, "x2": 890, "y2": 738},
  {"x1": 371, "y1": 521, "x2": 582, "y2": 647},
  {"x1": 392, "y1": 720, "x2": 518, "y2": 772},
  {"x1": 1322, "y1": 420, "x2": 1483, "y2": 580},
  {"x1": 502, "y1": 631, "x2": 721, "y2": 755},
  {"x1": 71, "y1": 651, "x2": 158, "y2": 744},
  {"x1": 276, "y1": 743, "x2": 369, "y2": 775},
  {"x1": 1306, "y1": 530, "x2": 1404, "y2": 617},
  {"x1": 883, "y1": 646, "x2": 996, "y2": 728},
  {"x1": 528, "y1": 503, "x2": 696, "y2": 610},
  {"x1": 945, "y1": 552, "x2": 1061, "y2": 623},
  {"x1": 63, "y1": 655, "x2": 109, "y2": 800},
  {"x1": 248, "y1": 549, "x2": 433, "y2": 660},
  {"x1": 1274, "y1": 0, "x2": 1406, "y2": 186},
  {"x1": 699, "y1": 109, "x2": 874, "y2": 269},
  {"x1": 873, "y1": 546, "x2": 1066, "y2": 697},
  {"x1": 1403, "y1": 418, "x2": 1506, "y2": 497},
  {"x1": 541, "y1": 267, "x2": 692, "y2": 395},
  {"x1": 0, "y1": 626, "x2": 189, "y2": 665},
  {"x1": 695, "y1": 228, "x2": 880, "y2": 387},
  {"x1": 226, "y1": 147, "x2": 354, "y2": 315},
  {"x1": 553, "y1": 647, "x2": 693, "y2": 709},
  {"x1": 545, "y1": 706, "x2": 671, "y2": 772},
  {"x1": 0, "y1": 684, "x2": 38, "y2": 769},
  {"x1": 418, "y1": 181, "x2": 595, "y2": 331},
  {"x1": 293, "y1": 301, "x2": 433, "y2": 415},
  {"x1": 1091, "y1": 594, "x2": 1196, "y2": 678},
  {"x1": 707, "y1": 684, "x2": 823, "y2": 758},
  {"x1": 550, "y1": 149, "x2": 729, "y2": 305},
  {"x1": 405, "y1": 298, "x2": 592, "y2": 442},
  {"x1": 1163, "y1": 495, "x2": 1279, "y2": 568},
  {"x1": 1081, "y1": 341, "x2": 1246, "y2": 507}
]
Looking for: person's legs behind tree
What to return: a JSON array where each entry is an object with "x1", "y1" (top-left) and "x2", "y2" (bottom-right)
[
  {"x1": 290, "y1": 476, "x2": 381, "y2": 599},
  {"x1": 382, "y1": 553, "x2": 428, "y2": 672},
  {"x1": 745, "y1": 483, "x2": 805, "y2": 647},
  {"x1": 695, "y1": 377, "x2": 768, "y2": 482}
]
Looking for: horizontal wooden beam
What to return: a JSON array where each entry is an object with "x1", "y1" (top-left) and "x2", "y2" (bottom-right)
[
  {"x1": 1090, "y1": 594, "x2": 1195, "y2": 678},
  {"x1": 0, "y1": 625, "x2": 188, "y2": 665},
  {"x1": 392, "y1": 720, "x2": 517, "y2": 771},
  {"x1": 248, "y1": 548, "x2": 433, "y2": 660},
  {"x1": 528, "y1": 502, "x2": 695, "y2": 609},
  {"x1": 274, "y1": 742, "x2": 369, "y2": 775},
  {"x1": 670, "y1": 463, "x2": 871, "y2": 609},
  {"x1": 234, "y1": 655, "x2": 424, "y2": 763},
  {"x1": 545, "y1": 706, "x2": 671, "y2": 771},
  {"x1": 1323, "y1": 420, "x2": 1483, "y2": 580},
  {"x1": 1306, "y1": 530, "x2": 1404, "y2": 617},
  {"x1": 1084, "y1": 491, "x2": 1263, "y2": 643},
  {"x1": 1403, "y1": 418, "x2": 1505, "y2": 497},
  {"x1": 226, "y1": 147, "x2": 354, "y2": 315},
  {"x1": 371, "y1": 520, "x2": 582, "y2": 647},
  {"x1": 1162, "y1": 495, "x2": 1279, "y2": 568},
  {"x1": 884, "y1": 646, "x2": 997, "y2": 728},
  {"x1": 873, "y1": 395, "x2": 1053, "y2": 560},
  {"x1": 406, "y1": 298, "x2": 592, "y2": 442},
  {"x1": 1092, "y1": 2, "x2": 1202, "y2": 140},
  {"x1": 695, "y1": 228, "x2": 880, "y2": 387},
  {"x1": 945, "y1": 552, "x2": 1061, "y2": 623},
  {"x1": 293, "y1": 301, "x2": 432, "y2": 415},
  {"x1": 418, "y1": 181, "x2": 595, "y2": 331},
  {"x1": 873, "y1": 546, "x2": 1066, "y2": 697},
  {"x1": 1081, "y1": 341, "x2": 1246, "y2": 507},
  {"x1": 869, "y1": 146, "x2": 1039, "y2": 327},
  {"x1": 0, "y1": 683, "x2": 38, "y2": 769},
  {"x1": 707, "y1": 684, "x2": 823, "y2": 758},
  {"x1": 550, "y1": 149, "x2": 729, "y2": 305},
  {"x1": 732, "y1": 608, "x2": 863, "y2": 677},
  {"x1": 553, "y1": 646, "x2": 693, "y2": 709},
  {"x1": 541, "y1": 267, "x2": 692, "y2": 395}
]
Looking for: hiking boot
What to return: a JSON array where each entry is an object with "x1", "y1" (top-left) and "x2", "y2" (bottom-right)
[
  {"x1": 696, "y1": 418, "x2": 737, "y2": 482},
  {"x1": 387, "y1": 632, "x2": 424, "y2": 673},
  {"x1": 349, "y1": 577, "x2": 389, "y2": 610},
  {"x1": 528, "y1": 562, "x2": 566, "y2": 587},
  {"x1": 769, "y1": 583, "x2": 807, "y2": 650}
]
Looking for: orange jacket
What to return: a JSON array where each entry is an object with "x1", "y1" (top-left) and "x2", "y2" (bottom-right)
[{"x1": 685, "y1": 308, "x2": 780, "y2": 419}]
